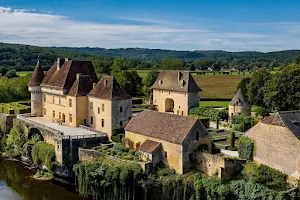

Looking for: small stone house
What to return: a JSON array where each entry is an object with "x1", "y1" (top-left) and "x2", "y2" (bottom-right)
[
  {"x1": 228, "y1": 89, "x2": 251, "y2": 120},
  {"x1": 151, "y1": 71, "x2": 201, "y2": 116},
  {"x1": 245, "y1": 111, "x2": 300, "y2": 180},
  {"x1": 125, "y1": 110, "x2": 212, "y2": 174}
]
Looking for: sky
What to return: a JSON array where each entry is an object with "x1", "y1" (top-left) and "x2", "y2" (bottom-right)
[{"x1": 1, "y1": 0, "x2": 300, "y2": 52}]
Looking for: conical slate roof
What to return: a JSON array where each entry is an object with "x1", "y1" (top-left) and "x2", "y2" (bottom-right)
[
  {"x1": 28, "y1": 61, "x2": 45, "y2": 87},
  {"x1": 88, "y1": 76, "x2": 131, "y2": 100},
  {"x1": 230, "y1": 89, "x2": 250, "y2": 106}
]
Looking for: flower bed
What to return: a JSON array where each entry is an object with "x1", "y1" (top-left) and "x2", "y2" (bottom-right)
[{"x1": 92, "y1": 143, "x2": 141, "y2": 161}]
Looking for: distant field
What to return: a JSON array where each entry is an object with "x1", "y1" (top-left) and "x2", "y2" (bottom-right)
[
  {"x1": 136, "y1": 70, "x2": 148, "y2": 78},
  {"x1": 17, "y1": 71, "x2": 33, "y2": 77},
  {"x1": 191, "y1": 71, "x2": 251, "y2": 76},
  {"x1": 200, "y1": 101, "x2": 230, "y2": 107},
  {"x1": 194, "y1": 75, "x2": 251, "y2": 99}
]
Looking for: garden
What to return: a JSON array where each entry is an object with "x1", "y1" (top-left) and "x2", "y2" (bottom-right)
[{"x1": 0, "y1": 101, "x2": 31, "y2": 114}]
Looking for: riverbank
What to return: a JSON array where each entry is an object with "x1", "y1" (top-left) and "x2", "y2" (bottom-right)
[{"x1": 0, "y1": 156, "x2": 86, "y2": 200}]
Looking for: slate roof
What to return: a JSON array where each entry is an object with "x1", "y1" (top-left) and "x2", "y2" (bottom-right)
[
  {"x1": 88, "y1": 76, "x2": 131, "y2": 100},
  {"x1": 151, "y1": 71, "x2": 202, "y2": 92},
  {"x1": 138, "y1": 140, "x2": 161, "y2": 153},
  {"x1": 230, "y1": 89, "x2": 250, "y2": 106},
  {"x1": 261, "y1": 111, "x2": 300, "y2": 140},
  {"x1": 68, "y1": 75, "x2": 94, "y2": 97},
  {"x1": 125, "y1": 110, "x2": 208, "y2": 144},
  {"x1": 28, "y1": 61, "x2": 44, "y2": 87},
  {"x1": 41, "y1": 60, "x2": 98, "y2": 90}
]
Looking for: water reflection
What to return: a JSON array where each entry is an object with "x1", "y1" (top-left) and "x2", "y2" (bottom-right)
[{"x1": 0, "y1": 157, "x2": 86, "y2": 200}]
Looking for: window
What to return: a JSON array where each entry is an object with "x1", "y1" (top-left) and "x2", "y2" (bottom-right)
[
  {"x1": 182, "y1": 111, "x2": 184, "y2": 115},
  {"x1": 196, "y1": 131, "x2": 200, "y2": 141},
  {"x1": 164, "y1": 151, "x2": 168, "y2": 158},
  {"x1": 69, "y1": 114, "x2": 72, "y2": 123},
  {"x1": 179, "y1": 106, "x2": 181, "y2": 109},
  {"x1": 98, "y1": 107, "x2": 100, "y2": 114},
  {"x1": 69, "y1": 99, "x2": 72, "y2": 107},
  {"x1": 120, "y1": 121, "x2": 123, "y2": 127},
  {"x1": 154, "y1": 99, "x2": 156, "y2": 103},
  {"x1": 57, "y1": 141, "x2": 60, "y2": 150},
  {"x1": 101, "y1": 119, "x2": 104, "y2": 127},
  {"x1": 59, "y1": 97, "x2": 61, "y2": 105},
  {"x1": 52, "y1": 110, "x2": 55, "y2": 118},
  {"x1": 43, "y1": 108, "x2": 46, "y2": 115},
  {"x1": 59, "y1": 112, "x2": 61, "y2": 120},
  {"x1": 120, "y1": 107, "x2": 123, "y2": 113},
  {"x1": 169, "y1": 90, "x2": 170, "y2": 95},
  {"x1": 43, "y1": 94, "x2": 46, "y2": 102},
  {"x1": 102, "y1": 104, "x2": 104, "y2": 112},
  {"x1": 90, "y1": 102, "x2": 93, "y2": 110},
  {"x1": 91, "y1": 116, "x2": 94, "y2": 125},
  {"x1": 177, "y1": 110, "x2": 179, "y2": 115},
  {"x1": 52, "y1": 96, "x2": 55, "y2": 104}
]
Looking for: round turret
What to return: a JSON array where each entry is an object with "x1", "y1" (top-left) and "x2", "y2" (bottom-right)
[{"x1": 229, "y1": 89, "x2": 251, "y2": 120}]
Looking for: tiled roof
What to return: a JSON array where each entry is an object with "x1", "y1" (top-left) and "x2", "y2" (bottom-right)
[
  {"x1": 230, "y1": 89, "x2": 250, "y2": 106},
  {"x1": 28, "y1": 61, "x2": 44, "y2": 87},
  {"x1": 138, "y1": 140, "x2": 161, "y2": 153},
  {"x1": 68, "y1": 74, "x2": 94, "y2": 97},
  {"x1": 88, "y1": 76, "x2": 131, "y2": 100},
  {"x1": 151, "y1": 71, "x2": 202, "y2": 92},
  {"x1": 261, "y1": 111, "x2": 300, "y2": 140},
  {"x1": 125, "y1": 110, "x2": 208, "y2": 144},
  {"x1": 41, "y1": 60, "x2": 98, "y2": 90}
]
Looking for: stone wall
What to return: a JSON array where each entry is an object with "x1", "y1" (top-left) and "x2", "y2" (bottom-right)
[
  {"x1": 229, "y1": 105, "x2": 251, "y2": 120},
  {"x1": 195, "y1": 152, "x2": 244, "y2": 180},
  {"x1": 245, "y1": 122, "x2": 300, "y2": 180},
  {"x1": 78, "y1": 148, "x2": 152, "y2": 172},
  {"x1": 0, "y1": 113, "x2": 17, "y2": 133}
]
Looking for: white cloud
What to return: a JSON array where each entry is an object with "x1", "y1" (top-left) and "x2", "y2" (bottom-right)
[{"x1": 0, "y1": 6, "x2": 299, "y2": 51}]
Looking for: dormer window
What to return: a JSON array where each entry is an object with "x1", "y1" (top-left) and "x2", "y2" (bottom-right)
[
  {"x1": 179, "y1": 80, "x2": 185, "y2": 88},
  {"x1": 159, "y1": 80, "x2": 163, "y2": 85}
]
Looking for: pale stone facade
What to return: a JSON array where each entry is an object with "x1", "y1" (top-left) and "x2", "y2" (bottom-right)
[
  {"x1": 151, "y1": 71, "x2": 201, "y2": 116},
  {"x1": 28, "y1": 59, "x2": 132, "y2": 139},
  {"x1": 245, "y1": 112, "x2": 300, "y2": 181}
]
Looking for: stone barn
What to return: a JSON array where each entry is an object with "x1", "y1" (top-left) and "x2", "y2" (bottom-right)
[
  {"x1": 245, "y1": 111, "x2": 300, "y2": 180},
  {"x1": 125, "y1": 110, "x2": 212, "y2": 174}
]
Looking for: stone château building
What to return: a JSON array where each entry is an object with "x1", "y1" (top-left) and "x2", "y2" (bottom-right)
[
  {"x1": 151, "y1": 71, "x2": 201, "y2": 116},
  {"x1": 228, "y1": 88, "x2": 251, "y2": 120},
  {"x1": 125, "y1": 110, "x2": 212, "y2": 174},
  {"x1": 28, "y1": 58, "x2": 132, "y2": 138}
]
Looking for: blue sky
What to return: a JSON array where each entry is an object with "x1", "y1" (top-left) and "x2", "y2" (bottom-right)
[{"x1": 1, "y1": 0, "x2": 300, "y2": 52}]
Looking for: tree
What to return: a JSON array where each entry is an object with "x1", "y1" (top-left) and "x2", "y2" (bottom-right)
[
  {"x1": 112, "y1": 70, "x2": 142, "y2": 96},
  {"x1": 112, "y1": 58, "x2": 127, "y2": 71},
  {"x1": 264, "y1": 64, "x2": 300, "y2": 111},
  {"x1": 161, "y1": 58, "x2": 185, "y2": 70},
  {"x1": 237, "y1": 77, "x2": 251, "y2": 100},
  {"x1": 230, "y1": 131, "x2": 235, "y2": 150},
  {"x1": 5, "y1": 127, "x2": 24, "y2": 157},
  {"x1": 142, "y1": 70, "x2": 159, "y2": 96},
  {"x1": 246, "y1": 69, "x2": 271, "y2": 106}
]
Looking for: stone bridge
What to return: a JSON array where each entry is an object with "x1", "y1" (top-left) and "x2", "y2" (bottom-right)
[{"x1": 16, "y1": 114, "x2": 108, "y2": 165}]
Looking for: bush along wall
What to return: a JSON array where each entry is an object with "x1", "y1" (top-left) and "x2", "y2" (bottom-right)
[
  {"x1": 189, "y1": 107, "x2": 228, "y2": 121},
  {"x1": 31, "y1": 143, "x2": 55, "y2": 170},
  {"x1": 73, "y1": 159, "x2": 299, "y2": 200},
  {"x1": 238, "y1": 136, "x2": 255, "y2": 160}
]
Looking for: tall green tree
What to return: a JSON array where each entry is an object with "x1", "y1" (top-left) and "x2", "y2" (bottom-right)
[
  {"x1": 112, "y1": 70, "x2": 142, "y2": 96},
  {"x1": 246, "y1": 69, "x2": 271, "y2": 106},
  {"x1": 264, "y1": 64, "x2": 300, "y2": 111},
  {"x1": 161, "y1": 58, "x2": 185, "y2": 70},
  {"x1": 142, "y1": 70, "x2": 159, "y2": 96},
  {"x1": 237, "y1": 77, "x2": 251, "y2": 100}
]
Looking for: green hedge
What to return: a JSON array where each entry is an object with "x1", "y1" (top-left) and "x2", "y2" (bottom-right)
[
  {"x1": 238, "y1": 136, "x2": 255, "y2": 160},
  {"x1": 189, "y1": 107, "x2": 228, "y2": 121}
]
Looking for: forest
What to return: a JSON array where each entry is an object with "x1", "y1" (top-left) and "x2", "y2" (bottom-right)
[{"x1": 1, "y1": 42, "x2": 300, "y2": 73}]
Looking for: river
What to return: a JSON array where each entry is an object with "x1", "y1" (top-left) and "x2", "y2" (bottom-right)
[{"x1": 0, "y1": 157, "x2": 87, "y2": 200}]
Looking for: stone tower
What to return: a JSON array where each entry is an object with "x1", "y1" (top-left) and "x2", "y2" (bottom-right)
[
  {"x1": 28, "y1": 61, "x2": 45, "y2": 116},
  {"x1": 228, "y1": 88, "x2": 251, "y2": 120}
]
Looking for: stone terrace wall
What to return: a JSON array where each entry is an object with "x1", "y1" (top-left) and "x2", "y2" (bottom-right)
[
  {"x1": 0, "y1": 113, "x2": 17, "y2": 133},
  {"x1": 79, "y1": 148, "x2": 152, "y2": 172},
  {"x1": 195, "y1": 152, "x2": 244, "y2": 180}
]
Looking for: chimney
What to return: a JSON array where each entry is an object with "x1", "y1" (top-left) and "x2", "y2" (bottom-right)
[
  {"x1": 93, "y1": 83, "x2": 96, "y2": 88},
  {"x1": 65, "y1": 58, "x2": 68, "y2": 61},
  {"x1": 57, "y1": 58, "x2": 60, "y2": 70},
  {"x1": 76, "y1": 73, "x2": 81, "y2": 80}
]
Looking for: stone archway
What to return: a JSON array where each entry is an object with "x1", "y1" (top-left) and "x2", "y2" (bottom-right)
[
  {"x1": 28, "y1": 128, "x2": 44, "y2": 142},
  {"x1": 62, "y1": 113, "x2": 65, "y2": 123},
  {"x1": 165, "y1": 98, "x2": 174, "y2": 113}
]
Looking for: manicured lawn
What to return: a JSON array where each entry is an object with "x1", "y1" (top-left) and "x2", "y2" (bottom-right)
[
  {"x1": 194, "y1": 75, "x2": 251, "y2": 99},
  {"x1": 17, "y1": 71, "x2": 33, "y2": 77},
  {"x1": 136, "y1": 70, "x2": 149, "y2": 78},
  {"x1": 200, "y1": 101, "x2": 230, "y2": 108}
]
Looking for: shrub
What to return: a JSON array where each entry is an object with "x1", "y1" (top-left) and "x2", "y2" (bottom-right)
[
  {"x1": 111, "y1": 134, "x2": 125, "y2": 143},
  {"x1": 5, "y1": 127, "x2": 24, "y2": 158},
  {"x1": 122, "y1": 155, "x2": 134, "y2": 160},
  {"x1": 238, "y1": 136, "x2": 255, "y2": 160},
  {"x1": 128, "y1": 149, "x2": 135, "y2": 155},
  {"x1": 114, "y1": 143, "x2": 125, "y2": 152},
  {"x1": 243, "y1": 162, "x2": 288, "y2": 191},
  {"x1": 189, "y1": 107, "x2": 228, "y2": 121},
  {"x1": 31, "y1": 143, "x2": 55, "y2": 170},
  {"x1": 101, "y1": 145, "x2": 109, "y2": 150}
]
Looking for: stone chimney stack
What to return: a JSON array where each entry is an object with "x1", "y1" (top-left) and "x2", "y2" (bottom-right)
[
  {"x1": 57, "y1": 58, "x2": 60, "y2": 70},
  {"x1": 93, "y1": 83, "x2": 96, "y2": 88},
  {"x1": 76, "y1": 73, "x2": 81, "y2": 80},
  {"x1": 65, "y1": 58, "x2": 68, "y2": 61}
]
